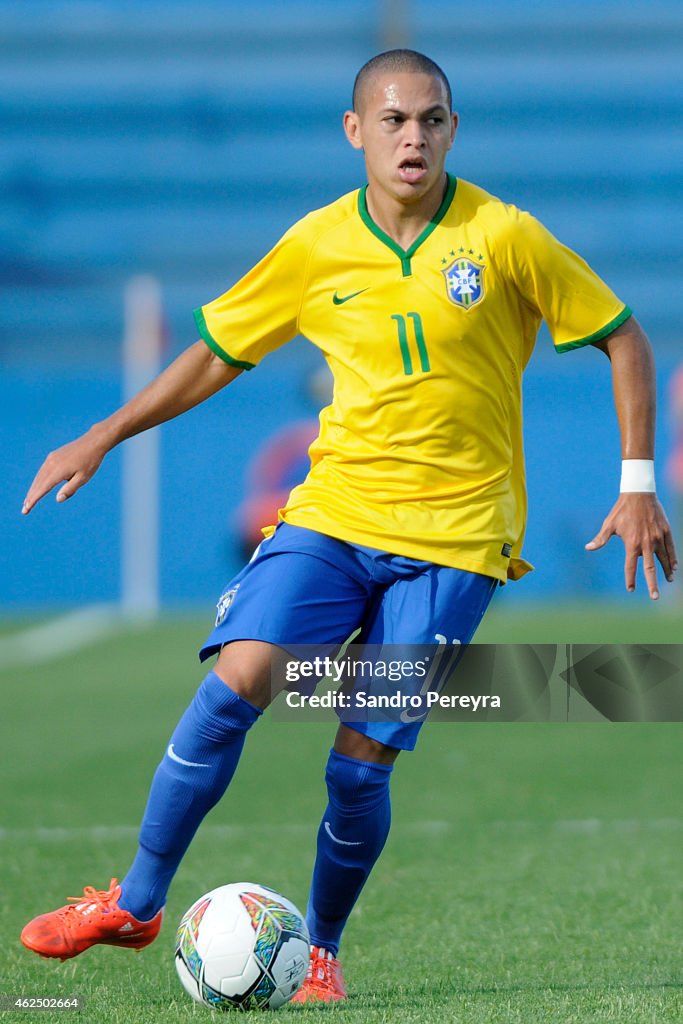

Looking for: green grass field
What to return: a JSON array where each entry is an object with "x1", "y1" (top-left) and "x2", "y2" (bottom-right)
[{"x1": 1, "y1": 607, "x2": 682, "y2": 1023}]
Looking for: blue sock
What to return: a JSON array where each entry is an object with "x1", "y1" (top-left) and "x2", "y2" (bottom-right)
[
  {"x1": 306, "y1": 748, "x2": 393, "y2": 956},
  {"x1": 119, "y1": 671, "x2": 261, "y2": 920}
]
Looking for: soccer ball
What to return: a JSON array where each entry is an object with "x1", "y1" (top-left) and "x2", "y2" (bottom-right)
[{"x1": 174, "y1": 883, "x2": 310, "y2": 1010}]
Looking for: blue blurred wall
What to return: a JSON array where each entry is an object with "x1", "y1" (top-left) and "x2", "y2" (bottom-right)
[
  {"x1": 4, "y1": 354, "x2": 678, "y2": 608},
  {"x1": 2, "y1": 1, "x2": 681, "y2": 608}
]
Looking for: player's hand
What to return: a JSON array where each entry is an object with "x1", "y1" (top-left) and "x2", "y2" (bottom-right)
[
  {"x1": 22, "y1": 431, "x2": 108, "y2": 515},
  {"x1": 585, "y1": 492, "x2": 678, "y2": 600}
]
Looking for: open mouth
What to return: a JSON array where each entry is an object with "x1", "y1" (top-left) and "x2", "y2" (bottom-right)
[{"x1": 398, "y1": 158, "x2": 427, "y2": 182}]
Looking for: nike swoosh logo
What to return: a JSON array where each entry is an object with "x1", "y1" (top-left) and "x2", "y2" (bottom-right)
[
  {"x1": 324, "y1": 821, "x2": 363, "y2": 846},
  {"x1": 167, "y1": 743, "x2": 210, "y2": 768},
  {"x1": 333, "y1": 288, "x2": 369, "y2": 305}
]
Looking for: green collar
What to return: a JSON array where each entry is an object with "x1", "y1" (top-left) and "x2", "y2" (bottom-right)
[{"x1": 358, "y1": 173, "x2": 457, "y2": 277}]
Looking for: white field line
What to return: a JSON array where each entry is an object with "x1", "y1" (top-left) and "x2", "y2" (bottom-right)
[
  {"x1": 1, "y1": 819, "x2": 681, "y2": 843},
  {"x1": 0, "y1": 605, "x2": 122, "y2": 670},
  {"x1": 0, "y1": 824, "x2": 311, "y2": 843}
]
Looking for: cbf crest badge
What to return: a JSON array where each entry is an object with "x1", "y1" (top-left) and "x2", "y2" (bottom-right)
[
  {"x1": 215, "y1": 586, "x2": 239, "y2": 626},
  {"x1": 443, "y1": 256, "x2": 485, "y2": 310}
]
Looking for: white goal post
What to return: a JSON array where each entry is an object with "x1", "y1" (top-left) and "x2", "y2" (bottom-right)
[{"x1": 121, "y1": 275, "x2": 163, "y2": 619}]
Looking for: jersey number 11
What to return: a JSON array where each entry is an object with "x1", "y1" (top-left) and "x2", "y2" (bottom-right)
[{"x1": 390, "y1": 313, "x2": 430, "y2": 375}]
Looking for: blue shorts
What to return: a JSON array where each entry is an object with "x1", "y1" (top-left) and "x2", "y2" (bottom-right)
[{"x1": 200, "y1": 524, "x2": 496, "y2": 750}]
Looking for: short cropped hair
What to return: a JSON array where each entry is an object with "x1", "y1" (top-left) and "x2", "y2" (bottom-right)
[{"x1": 352, "y1": 49, "x2": 453, "y2": 113}]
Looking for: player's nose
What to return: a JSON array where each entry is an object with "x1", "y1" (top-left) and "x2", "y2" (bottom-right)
[{"x1": 403, "y1": 120, "x2": 426, "y2": 147}]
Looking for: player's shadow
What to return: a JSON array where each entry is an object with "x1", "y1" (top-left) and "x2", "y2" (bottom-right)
[
  {"x1": 357, "y1": 977, "x2": 683, "y2": 1005},
  {"x1": 283, "y1": 975, "x2": 682, "y2": 1011}
]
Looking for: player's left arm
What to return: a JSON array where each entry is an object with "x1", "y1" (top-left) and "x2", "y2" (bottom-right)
[{"x1": 585, "y1": 314, "x2": 678, "y2": 599}]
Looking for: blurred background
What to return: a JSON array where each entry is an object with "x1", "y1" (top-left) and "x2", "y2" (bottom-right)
[{"x1": 2, "y1": 0, "x2": 682, "y2": 618}]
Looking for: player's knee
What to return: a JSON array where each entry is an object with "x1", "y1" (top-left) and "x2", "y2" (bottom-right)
[
  {"x1": 188, "y1": 670, "x2": 263, "y2": 742},
  {"x1": 333, "y1": 724, "x2": 400, "y2": 766},
  {"x1": 325, "y1": 747, "x2": 393, "y2": 815},
  {"x1": 213, "y1": 640, "x2": 274, "y2": 709}
]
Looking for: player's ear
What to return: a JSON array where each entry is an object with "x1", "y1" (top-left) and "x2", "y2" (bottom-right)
[
  {"x1": 448, "y1": 112, "x2": 459, "y2": 149},
  {"x1": 343, "y1": 110, "x2": 363, "y2": 150}
]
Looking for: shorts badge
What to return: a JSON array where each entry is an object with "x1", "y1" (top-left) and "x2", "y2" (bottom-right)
[
  {"x1": 443, "y1": 256, "x2": 485, "y2": 310},
  {"x1": 215, "y1": 586, "x2": 239, "y2": 626}
]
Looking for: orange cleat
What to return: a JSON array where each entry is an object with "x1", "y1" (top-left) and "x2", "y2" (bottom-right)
[
  {"x1": 290, "y1": 945, "x2": 347, "y2": 1004},
  {"x1": 20, "y1": 879, "x2": 162, "y2": 961}
]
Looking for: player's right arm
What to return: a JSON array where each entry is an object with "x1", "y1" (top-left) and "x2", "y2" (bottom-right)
[
  {"x1": 22, "y1": 216, "x2": 313, "y2": 515},
  {"x1": 22, "y1": 340, "x2": 241, "y2": 514}
]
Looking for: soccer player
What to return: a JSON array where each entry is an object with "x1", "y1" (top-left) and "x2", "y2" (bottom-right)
[{"x1": 20, "y1": 50, "x2": 677, "y2": 1002}]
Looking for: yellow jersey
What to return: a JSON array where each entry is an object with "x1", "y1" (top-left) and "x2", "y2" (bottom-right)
[{"x1": 195, "y1": 175, "x2": 630, "y2": 582}]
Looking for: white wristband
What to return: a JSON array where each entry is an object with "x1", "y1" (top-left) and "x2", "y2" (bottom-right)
[{"x1": 620, "y1": 459, "x2": 656, "y2": 493}]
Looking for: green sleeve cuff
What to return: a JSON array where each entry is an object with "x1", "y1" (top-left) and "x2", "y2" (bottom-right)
[
  {"x1": 193, "y1": 308, "x2": 255, "y2": 370},
  {"x1": 554, "y1": 305, "x2": 633, "y2": 354}
]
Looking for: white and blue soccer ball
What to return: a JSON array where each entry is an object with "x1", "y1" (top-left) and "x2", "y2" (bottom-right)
[{"x1": 174, "y1": 883, "x2": 310, "y2": 1010}]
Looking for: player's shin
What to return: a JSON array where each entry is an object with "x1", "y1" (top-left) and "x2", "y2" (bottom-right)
[
  {"x1": 305, "y1": 748, "x2": 393, "y2": 955},
  {"x1": 119, "y1": 671, "x2": 262, "y2": 921}
]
